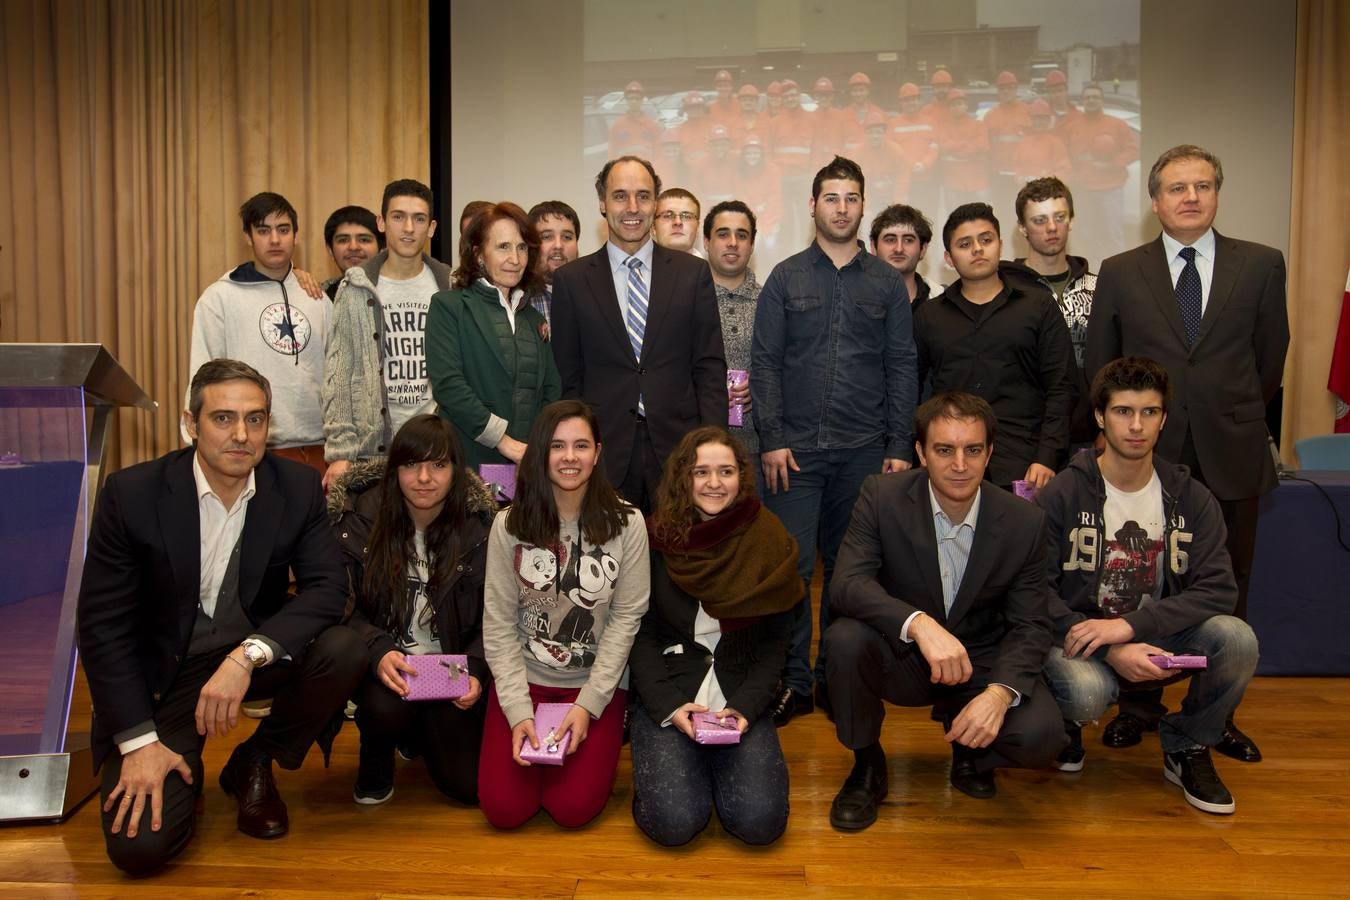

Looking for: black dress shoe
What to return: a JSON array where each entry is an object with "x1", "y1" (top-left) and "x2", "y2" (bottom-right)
[
  {"x1": 1102, "y1": 712, "x2": 1158, "y2": 748},
  {"x1": 771, "y1": 687, "x2": 814, "y2": 727},
  {"x1": 219, "y1": 746, "x2": 289, "y2": 839},
  {"x1": 1214, "y1": 719, "x2": 1262, "y2": 763},
  {"x1": 813, "y1": 681, "x2": 834, "y2": 722},
  {"x1": 950, "y1": 747, "x2": 996, "y2": 799},
  {"x1": 829, "y1": 758, "x2": 889, "y2": 831}
]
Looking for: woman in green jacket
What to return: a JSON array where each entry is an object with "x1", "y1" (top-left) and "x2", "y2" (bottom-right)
[{"x1": 426, "y1": 202, "x2": 562, "y2": 469}]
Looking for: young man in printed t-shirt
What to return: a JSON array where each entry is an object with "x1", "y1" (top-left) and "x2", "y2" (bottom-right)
[
  {"x1": 1036, "y1": 356, "x2": 1258, "y2": 815},
  {"x1": 322, "y1": 179, "x2": 453, "y2": 489}
]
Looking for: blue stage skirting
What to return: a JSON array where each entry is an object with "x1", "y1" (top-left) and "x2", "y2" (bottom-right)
[{"x1": 1249, "y1": 470, "x2": 1350, "y2": 675}]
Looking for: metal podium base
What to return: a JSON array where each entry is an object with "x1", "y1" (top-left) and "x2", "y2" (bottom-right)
[{"x1": 0, "y1": 735, "x2": 99, "y2": 823}]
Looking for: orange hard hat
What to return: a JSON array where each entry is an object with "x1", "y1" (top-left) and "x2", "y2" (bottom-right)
[
  {"x1": 738, "y1": 84, "x2": 760, "y2": 98},
  {"x1": 1045, "y1": 69, "x2": 1067, "y2": 87},
  {"x1": 1029, "y1": 98, "x2": 1052, "y2": 116},
  {"x1": 849, "y1": 72, "x2": 871, "y2": 87},
  {"x1": 996, "y1": 71, "x2": 1018, "y2": 87},
  {"x1": 767, "y1": 81, "x2": 782, "y2": 95},
  {"x1": 898, "y1": 82, "x2": 921, "y2": 99},
  {"x1": 715, "y1": 69, "x2": 733, "y2": 83},
  {"x1": 931, "y1": 70, "x2": 953, "y2": 86},
  {"x1": 814, "y1": 76, "x2": 835, "y2": 93},
  {"x1": 947, "y1": 88, "x2": 966, "y2": 103}
]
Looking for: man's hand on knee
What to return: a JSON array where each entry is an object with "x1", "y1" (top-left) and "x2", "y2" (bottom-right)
[
  {"x1": 946, "y1": 687, "x2": 1012, "y2": 749},
  {"x1": 910, "y1": 613, "x2": 972, "y2": 685},
  {"x1": 195, "y1": 649, "x2": 253, "y2": 738},
  {"x1": 105, "y1": 741, "x2": 192, "y2": 839}
]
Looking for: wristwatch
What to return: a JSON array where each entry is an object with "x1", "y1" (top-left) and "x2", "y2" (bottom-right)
[{"x1": 240, "y1": 639, "x2": 269, "y2": 669}]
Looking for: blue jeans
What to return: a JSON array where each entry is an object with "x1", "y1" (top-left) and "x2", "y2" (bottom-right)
[
  {"x1": 762, "y1": 444, "x2": 883, "y2": 695},
  {"x1": 1042, "y1": 616, "x2": 1258, "y2": 754},
  {"x1": 630, "y1": 709, "x2": 789, "y2": 847}
]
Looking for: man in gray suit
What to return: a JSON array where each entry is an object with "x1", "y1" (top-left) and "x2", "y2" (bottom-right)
[
  {"x1": 823, "y1": 392, "x2": 1064, "y2": 831},
  {"x1": 1084, "y1": 144, "x2": 1288, "y2": 762}
]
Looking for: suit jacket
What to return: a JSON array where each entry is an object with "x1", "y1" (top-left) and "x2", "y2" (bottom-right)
[
  {"x1": 831, "y1": 470, "x2": 1051, "y2": 699},
  {"x1": 77, "y1": 448, "x2": 347, "y2": 769},
  {"x1": 550, "y1": 242, "x2": 727, "y2": 485},
  {"x1": 1084, "y1": 231, "x2": 1289, "y2": 499}
]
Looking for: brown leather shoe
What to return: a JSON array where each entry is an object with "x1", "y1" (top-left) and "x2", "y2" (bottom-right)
[{"x1": 219, "y1": 746, "x2": 289, "y2": 839}]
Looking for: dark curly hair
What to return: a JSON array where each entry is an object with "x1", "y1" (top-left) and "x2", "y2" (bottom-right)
[{"x1": 650, "y1": 426, "x2": 757, "y2": 547}]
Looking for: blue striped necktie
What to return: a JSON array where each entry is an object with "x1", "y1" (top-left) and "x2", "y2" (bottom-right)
[
  {"x1": 625, "y1": 256, "x2": 648, "y2": 415},
  {"x1": 1176, "y1": 246, "x2": 1202, "y2": 345}
]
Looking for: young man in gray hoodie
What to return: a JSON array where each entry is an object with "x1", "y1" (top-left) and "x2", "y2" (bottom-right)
[
  {"x1": 322, "y1": 179, "x2": 453, "y2": 490},
  {"x1": 186, "y1": 192, "x2": 331, "y2": 473}
]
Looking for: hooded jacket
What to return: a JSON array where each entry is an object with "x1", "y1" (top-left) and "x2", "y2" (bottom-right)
[
  {"x1": 1035, "y1": 450, "x2": 1238, "y2": 651},
  {"x1": 323, "y1": 250, "x2": 454, "y2": 462},
  {"x1": 1010, "y1": 255, "x2": 1097, "y2": 443},
  {"x1": 185, "y1": 262, "x2": 332, "y2": 447},
  {"x1": 328, "y1": 459, "x2": 496, "y2": 685}
]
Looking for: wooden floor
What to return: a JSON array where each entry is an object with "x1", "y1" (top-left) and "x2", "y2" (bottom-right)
[{"x1": 2, "y1": 675, "x2": 1349, "y2": 897}]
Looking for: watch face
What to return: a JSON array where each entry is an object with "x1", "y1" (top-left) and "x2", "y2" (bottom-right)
[{"x1": 243, "y1": 644, "x2": 266, "y2": 665}]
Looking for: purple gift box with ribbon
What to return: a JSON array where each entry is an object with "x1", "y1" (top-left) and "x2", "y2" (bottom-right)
[
  {"x1": 727, "y1": 369, "x2": 748, "y2": 427},
  {"x1": 519, "y1": 702, "x2": 572, "y2": 766},
  {"x1": 479, "y1": 463, "x2": 517, "y2": 503},
  {"x1": 1148, "y1": 654, "x2": 1208, "y2": 670},
  {"x1": 401, "y1": 654, "x2": 470, "y2": 701},
  {"x1": 691, "y1": 711, "x2": 742, "y2": 745}
]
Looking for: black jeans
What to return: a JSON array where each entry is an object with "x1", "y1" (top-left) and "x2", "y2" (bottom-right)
[
  {"x1": 99, "y1": 625, "x2": 366, "y2": 876},
  {"x1": 352, "y1": 671, "x2": 485, "y2": 804},
  {"x1": 629, "y1": 708, "x2": 789, "y2": 846}
]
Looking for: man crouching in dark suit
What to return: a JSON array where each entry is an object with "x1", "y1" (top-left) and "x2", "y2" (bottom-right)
[
  {"x1": 823, "y1": 391, "x2": 1065, "y2": 831},
  {"x1": 78, "y1": 359, "x2": 365, "y2": 875}
]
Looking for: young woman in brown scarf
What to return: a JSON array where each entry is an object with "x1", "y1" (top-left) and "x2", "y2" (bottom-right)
[{"x1": 629, "y1": 426, "x2": 800, "y2": 846}]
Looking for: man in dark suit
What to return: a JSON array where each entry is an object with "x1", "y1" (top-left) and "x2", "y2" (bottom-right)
[
  {"x1": 1084, "y1": 144, "x2": 1287, "y2": 761},
  {"x1": 823, "y1": 392, "x2": 1064, "y2": 831},
  {"x1": 551, "y1": 155, "x2": 727, "y2": 513},
  {"x1": 78, "y1": 359, "x2": 365, "y2": 875}
]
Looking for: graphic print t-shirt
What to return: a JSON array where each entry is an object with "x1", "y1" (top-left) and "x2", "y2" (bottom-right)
[
  {"x1": 397, "y1": 531, "x2": 437, "y2": 654},
  {"x1": 511, "y1": 519, "x2": 621, "y2": 674},
  {"x1": 379, "y1": 266, "x2": 439, "y2": 434},
  {"x1": 1097, "y1": 471, "x2": 1165, "y2": 617}
]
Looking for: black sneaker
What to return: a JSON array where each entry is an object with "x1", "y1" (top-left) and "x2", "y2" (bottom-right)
[
  {"x1": 1163, "y1": 747, "x2": 1235, "y2": 815},
  {"x1": 354, "y1": 745, "x2": 395, "y2": 806},
  {"x1": 1056, "y1": 723, "x2": 1085, "y2": 772}
]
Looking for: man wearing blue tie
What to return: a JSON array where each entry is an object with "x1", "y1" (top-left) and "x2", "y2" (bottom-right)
[
  {"x1": 551, "y1": 156, "x2": 728, "y2": 514},
  {"x1": 1084, "y1": 144, "x2": 1288, "y2": 762}
]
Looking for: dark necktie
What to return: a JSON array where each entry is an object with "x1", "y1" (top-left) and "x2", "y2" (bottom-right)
[{"x1": 1176, "y1": 246, "x2": 1202, "y2": 345}]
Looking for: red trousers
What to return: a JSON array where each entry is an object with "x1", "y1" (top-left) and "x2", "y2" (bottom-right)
[{"x1": 478, "y1": 683, "x2": 627, "y2": 829}]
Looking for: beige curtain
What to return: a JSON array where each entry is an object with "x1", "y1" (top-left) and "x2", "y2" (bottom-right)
[
  {"x1": 1282, "y1": 0, "x2": 1350, "y2": 462},
  {"x1": 0, "y1": 0, "x2": 429, "y2": 467}
]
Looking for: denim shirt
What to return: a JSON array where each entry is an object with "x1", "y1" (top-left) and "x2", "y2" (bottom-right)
[{"x1": 751, "y1": 241, "x2": 917, "y2": 458}]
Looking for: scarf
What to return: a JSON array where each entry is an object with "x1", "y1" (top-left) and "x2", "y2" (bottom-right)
[{"x1": 648, "y1": 496, "x2": 800, "y2": 620}]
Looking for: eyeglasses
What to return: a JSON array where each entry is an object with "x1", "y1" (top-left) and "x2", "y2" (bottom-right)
[{"x1": 658, "y1": 211, "x2": 698, "y2": 223}]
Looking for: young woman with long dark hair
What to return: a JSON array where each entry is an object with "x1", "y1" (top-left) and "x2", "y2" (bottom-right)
[
  {"x1": 478, "y1": 399, "x2": 649, "y2": 828},
  {"x1": 331, "y1": 414, "x2": 495, "y2": 804},
  {"x1": 630, "y1": 425, "x2": 798, "y2": 845}
]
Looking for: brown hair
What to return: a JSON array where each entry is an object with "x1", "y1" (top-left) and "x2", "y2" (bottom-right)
[
  {"x1": 452, "y1": 202, "x2": 544, "y2": 295},
  {"x1": 651, "y1": 426, "x2": 757, "y2": 547},
  {"x1": 505, "y1": 400, "x2": 630, "y2": 548},
  {"x1": 914, "y1": 391, "x2": 998, "y2": 449}
]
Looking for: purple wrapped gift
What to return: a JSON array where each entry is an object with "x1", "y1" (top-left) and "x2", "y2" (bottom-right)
[
  {"x1": 1148, "y1": 654, "x2": 1208, "y2": 670},
  {"x1": 479, "y1": 463, "x2": 517, "y2": 503},
  {"x1": 691, "y1": 711, "x2": 742, "y2": 745},
  {"x1": 519, "y1": 702, "x2": 572, "y2": 766},
  {"x1": 727, "y1": 369, "x2": 748, "y2": 427},
  {"x1": 401, "y1": 654, "x2": 470, "y2": 701},
  {"x1": 1011, "y1": 479, "x2": 1037, "y2": 502}
]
